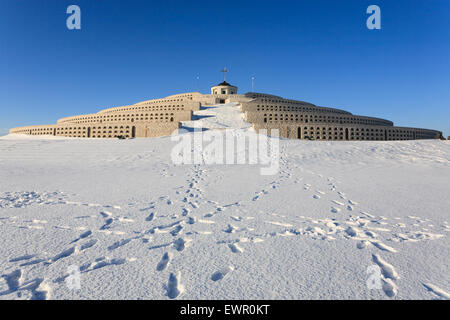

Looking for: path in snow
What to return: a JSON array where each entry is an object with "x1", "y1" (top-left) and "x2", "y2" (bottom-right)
[{"x1": 181, "y1": 102, "x2": 252, "y2": 131}]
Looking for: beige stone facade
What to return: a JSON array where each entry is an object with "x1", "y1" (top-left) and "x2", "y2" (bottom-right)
[
  {"x1": 242, "y1": 95, "x2": 442, "y2": 140},
  {"x1": 10, "y1": 93, "x2": 199, "y2": 138},
  {"x1": 10, "y1": 81, "x2": 442, "y2": 140}
]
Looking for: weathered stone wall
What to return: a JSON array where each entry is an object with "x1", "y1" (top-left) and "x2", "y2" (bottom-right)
[
  {"x1": 244, "y1": 110, "x2": 394, "y2": 127},
  {"x1": 57, "y1": 110, "x2": 192, "y2": 125},
  {"x1": 243, "y1": 97, "x2": 441, "y2": 140},
  {"x1": 9, "y1": 125, "x2": 58, "y2": 136},
  {"x1": 197, "y1": 94, "x2": 253, "y2": 105},
  {"x1": 10, "y1": 93, "x2": 195, "y2": 138},
  {"x1": 10, "y1": 122, "x2": 180, "y2": 138},
  {"x1": 241, "y1": 100, "x2": 352, "y2": 115},
  {"x1": 252, "y1": 123, "x2": 441, "y2": 141}
]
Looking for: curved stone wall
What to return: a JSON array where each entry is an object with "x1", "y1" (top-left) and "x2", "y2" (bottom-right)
[
  {"x1": 10, "y1": 94, "x2": 196, "y2": 138},
  {"x1": 244, "y1": 97, "x2": 441, "y2": 140},
  {"x1": 241, "y1": 100, "x2": 352, "y2": 115},
  {"x1": 57, "y1": 110, "x2": 191, "y2": 125},
  {"x1": 253, "y1": 123, "x2": 441, "y2": 141},
  {"x1": 244, "y1": 110, "x2": 393, "y2": 127}
]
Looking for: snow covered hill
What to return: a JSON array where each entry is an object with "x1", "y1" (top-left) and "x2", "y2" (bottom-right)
[{"x1": 0, "y1": 103, "x2": 449, "y2": 300}]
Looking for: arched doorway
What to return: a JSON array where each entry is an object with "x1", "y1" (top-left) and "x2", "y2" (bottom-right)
[
  {"x1": 345, "y1": 128, "x2": 349, "y2": 140},
  {"x1": 132, "y1": 126, "x2": 136, "y2": 138},
  {"x1": 297, "y1": 127, "x2": 302, "y2": 139}
]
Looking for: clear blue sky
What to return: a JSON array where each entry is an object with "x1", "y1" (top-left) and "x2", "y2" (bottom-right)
[{"x1": 0, "y1": 0, "x2": 449, "y2": 136}]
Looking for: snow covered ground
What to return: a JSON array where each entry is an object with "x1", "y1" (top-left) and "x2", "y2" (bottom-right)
[{"x1": 0, "y1": 103, "x2": 449, "y2": 300}]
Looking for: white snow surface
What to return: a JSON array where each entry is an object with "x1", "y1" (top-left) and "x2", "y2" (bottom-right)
[
  {"x1": 0, "y1": 103, "x2": 449, "y2": 300},
  {"x1": 182, "y1": 103, "x2": 252, "y2": 130}
]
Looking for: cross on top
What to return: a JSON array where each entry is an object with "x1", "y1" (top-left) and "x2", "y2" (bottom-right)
[{"x1": 221, "y1": 67, "x2": 229, "y2": 81}]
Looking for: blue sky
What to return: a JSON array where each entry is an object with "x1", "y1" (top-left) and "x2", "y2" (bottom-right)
[{"x1": 0, "y1": 0, "x2": 449, "y2": 136}]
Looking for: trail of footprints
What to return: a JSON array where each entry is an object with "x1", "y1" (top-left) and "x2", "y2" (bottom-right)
[
  {"x1": 372, "y1": 253, "x2": 399, "y2": 297},
  {"x1": 208, "y1": 168, "x2": 446, "y2": 299},
  {"x1": 151, "y1": 164, "x2": 252, "y2": 298},
  {"x1": 300, "y1": 172, "x2": 403, "y2": 297},
  {"x1": 0, "y1": 269, "x2": 51, "y2": 300},
  {"x1": 142, "y1": 164, "x2": 206, "y2": 299},
  {"x1": 1, "y1": 161, "x2": 448, "y2": 300},
  {"x1": 1, "y1": 202, "x2": 139, "y2": 299},
  {"x1": 291, "y1": 170, "x2": 444, "y2": 298}
]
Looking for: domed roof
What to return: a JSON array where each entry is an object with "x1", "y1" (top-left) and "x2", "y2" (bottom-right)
[{"x1": 216, "y1": 81, "x2": 235, "y2": 87}]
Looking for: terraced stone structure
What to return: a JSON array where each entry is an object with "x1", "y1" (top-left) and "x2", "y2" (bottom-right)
[
  {"x1": 241, "y1": 94, "x2": 442, "y2": 140},
  {"x1": 10, "y1": 81, "x2": 442, "y2": 140},
  {"x1": 10, "y1": 93, "x2": 202, "y2": 138}
]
